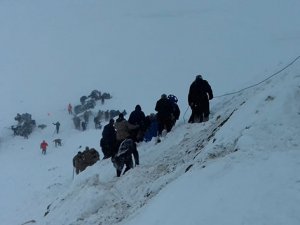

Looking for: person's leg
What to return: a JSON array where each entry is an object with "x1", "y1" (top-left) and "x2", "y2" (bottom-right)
[
  {"x1": 123, "y1": 158, "x2": 133, "y2": 175},
  {"x1": 188, "y1": 109, "x2": 195, "y2": 123}
]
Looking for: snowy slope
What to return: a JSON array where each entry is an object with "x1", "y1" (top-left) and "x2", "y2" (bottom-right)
[
  {"x1": 1, "y1": 61, "x2": 300, "y2": 225},
  {"x1": 1, "y1": 0, "x2": 300, "y2": 225}
]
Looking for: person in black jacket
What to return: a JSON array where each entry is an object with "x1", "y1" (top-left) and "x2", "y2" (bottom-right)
[
  {"x1": 188, "y1": 75, "x2": 213, "y2": 123},
  {"x1": 53, "y1": 121, "x2": 60, "y2": 134},
  {"x1": 100, "y1": 119, "x2": 117, "y2": 159},
  {"x1": 155, "y1": 94, "x2": 174, "y2": 135},
  {"x1": 168, "y1": 94, "x2": 180, "y2": 129},
  {"x1": 128, "y1": 104, "x2": 146, "y2": 142}
]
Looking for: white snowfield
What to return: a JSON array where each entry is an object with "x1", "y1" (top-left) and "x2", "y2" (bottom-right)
[
  {"x1": 0, "y1": 0, "x2": 300, "y2": 225},
  {"x1": 1, "y1": 63, "x2": 300, "y2": 225}
]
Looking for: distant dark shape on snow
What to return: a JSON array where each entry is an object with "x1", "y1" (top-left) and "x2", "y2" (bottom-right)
[
  {"x1": 73, "y1": 147, "x2": 100, "y2": 174},
  {"x1": 11, "y1": 113, "x2": 36, "y2": 138},
  {"x1": 74, "y1": 99, "x2": 96, "y2": 115},
  {"x1": 73, "y1": 90, "x2": 112, "y2": 115},
  {"x1": 88, "y1": 89, "x2": 101, "y2": 100},
  {"x1": 53, "y1": 138, "x2": 62, "y2": 147},
  {"x1": 37, "y1": 124, "x2": 47, "y2": 129}
]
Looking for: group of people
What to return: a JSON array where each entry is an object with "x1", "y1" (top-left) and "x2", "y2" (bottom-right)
[
  {"x1": 39, "y1": 121, "x2": 62, "y2": 154},
  {"x1": 99, "y1": 74, "x2": 213, "y2": 177},
  {"x1": 100, "y1": 113, "x2": 139, "y2": 177},
  {"x1": 40, "y1": 75, "x2": 213, "y2": 176}
]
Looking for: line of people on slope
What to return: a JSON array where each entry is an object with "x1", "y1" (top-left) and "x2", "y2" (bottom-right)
[{"x1": 99, "y1": 74, "x2": 214, "y2": 177}]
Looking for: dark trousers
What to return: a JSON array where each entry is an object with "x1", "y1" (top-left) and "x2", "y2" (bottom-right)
[{"x1": 188, "y1": 102, "x2": 209, "y2": 123}]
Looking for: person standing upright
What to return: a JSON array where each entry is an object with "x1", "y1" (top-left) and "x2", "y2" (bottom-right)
[
  {"x1": 40, "y1": 140, "x2": 48, "y2": 155},
  {"x1": 101, "y1": 118, "x2": 117, "y2": 159},
  {"x1": 128, "y1": 104, "x2": 146, "y2": 142},
  {"x1": 155, "y1": 94, "x2": 174, "y2": 136},
  {"x1": 53, "y1": 121, "x2": 61, "y2": 134},
  {"x1": 68, "y1": 103, "x2": 73, "y2": 115},
  {"x1": 188, "y1": 75, "x2": 213, "y2": 123}
]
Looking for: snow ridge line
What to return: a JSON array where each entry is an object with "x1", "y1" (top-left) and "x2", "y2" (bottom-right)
[{"x1": 214, "y1": 55, "x2": 300, "y2": 98}]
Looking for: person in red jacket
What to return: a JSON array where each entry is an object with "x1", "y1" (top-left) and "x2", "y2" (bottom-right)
[{"x1": 40, "y1": 140, "x2": 48, "y2": 155}]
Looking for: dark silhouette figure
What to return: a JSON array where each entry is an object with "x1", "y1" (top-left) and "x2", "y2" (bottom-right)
[
  {"x1": 53, "y1": 121, "x2": 60, "y2": 134},
  {"x1": 128, "y1": 104, "x2": 146, "y2": 142},
  {"x1": 188, "y1": 75, "x2": 213, "y2": 123},
  {"x1": 155, "y1": 94, "x2": 173, "y2": 135},
  {"x1": 100, "y1": 119, "x2": 117, "y2": 159},
  {"x1": 53, "y1": 138, "x2": 62, "y2": 147},
  {"x1": 168, "y1": 94, "x2": 180, "y2": 128}
]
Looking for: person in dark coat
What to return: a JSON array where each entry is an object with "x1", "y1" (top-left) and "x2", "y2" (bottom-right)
[
  {"x1": 128, "y1": 104, "x2": 146, "y2": 142},
  {"x1": 188, "y1": 75, "x2": 213, "y2": 123},
  {"x1": 101, "y1": 119, "x2": 117, "y2": 159},
  {"x1": 53, "y1": 121, "x2": 60, "y2": 134},
  {"x1": 168, "y1": 94, "x2": 180, "y2": 129},
  {"x1": 111, "y1": 139, "x2": 139, "y2": 177},
  {"x1": 155, "y1": 94, "x2": 174, "y2": 135}
]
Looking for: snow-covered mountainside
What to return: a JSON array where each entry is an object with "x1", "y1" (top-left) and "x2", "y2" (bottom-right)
[
  {"x1": 1, "y1": 0, "x2": 300, "y2": 224},
  {"x1": 1, "y1": 60, "x2": 299, "y2": 225}
]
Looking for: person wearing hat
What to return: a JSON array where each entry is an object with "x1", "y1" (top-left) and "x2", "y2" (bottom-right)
[
  {"x1": 188, "y1": 75, "x2": 213, "y2": 123},
  {"x1": 155, "y1": 93, "x2": 174, "y2": 136}
]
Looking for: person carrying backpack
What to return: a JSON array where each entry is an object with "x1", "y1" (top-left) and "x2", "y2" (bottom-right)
[
  {"x1": 188, "y1": 75, "x2": 213, "y2": 123},
  {"x1": 111, "y1": 139, "x2": 139, "y2": 177},
  {"x1": 168, "y1": 94, "x2": 180, "y2": 128}
]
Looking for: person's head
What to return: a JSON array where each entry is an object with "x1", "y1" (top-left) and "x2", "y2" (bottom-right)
[
  {"x1": 119, "y1": 113, "x2": 124, "y2": 119},
  {"x1": 195, "y1": 74, "x2": 203, "y2": 80},
  {"x1": 135, "y1": 104, "x2": 141, "y2": 111},
  {"x1": 109, "y1": 118, "x2": 114, "y2": 124},
  {"x1": 161, "y1": 94, "x2": 167, "y2": 99}
]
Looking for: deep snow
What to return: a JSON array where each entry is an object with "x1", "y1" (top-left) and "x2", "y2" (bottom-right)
[{"x1": 0, "y1": 1, "x2": 300, "y2": 225}]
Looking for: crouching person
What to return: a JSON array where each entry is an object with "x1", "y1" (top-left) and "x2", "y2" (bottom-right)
[{"x1": 111, "y1": 139, "x2": 139, "y2": 177}]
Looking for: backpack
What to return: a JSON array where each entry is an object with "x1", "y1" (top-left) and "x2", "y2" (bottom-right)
[{"x1": 167, "y1": 94, "x2": 178, "y2": 104}]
